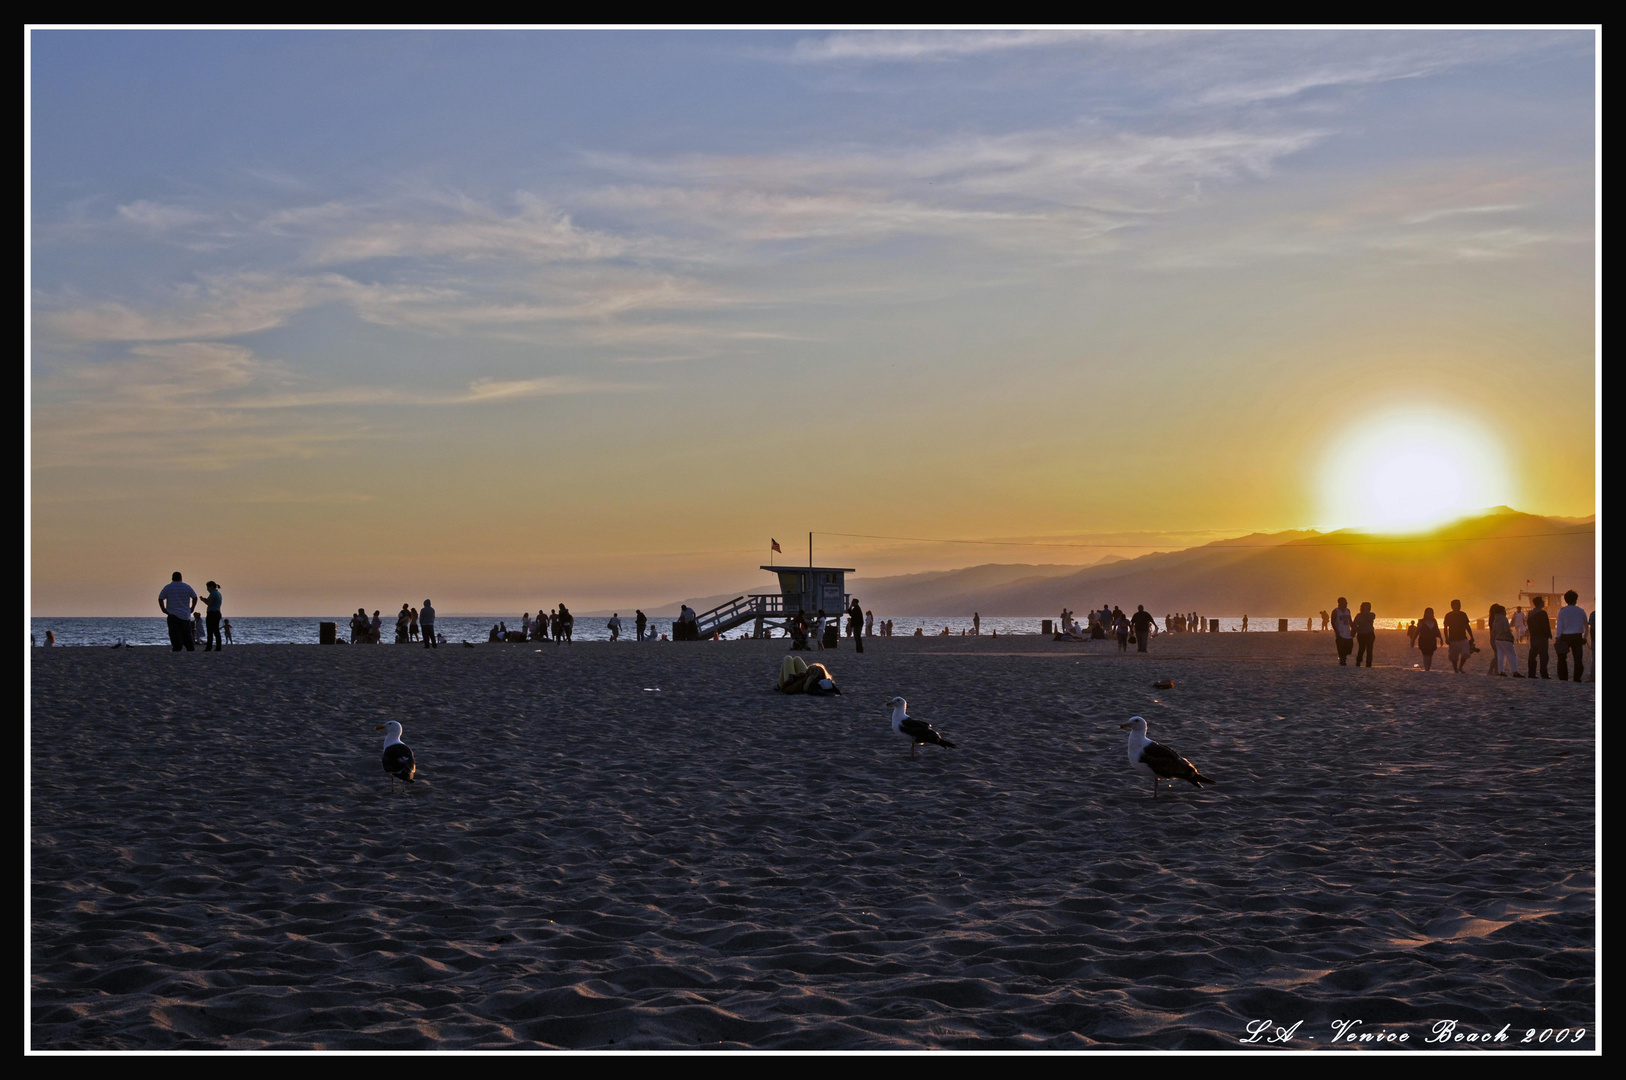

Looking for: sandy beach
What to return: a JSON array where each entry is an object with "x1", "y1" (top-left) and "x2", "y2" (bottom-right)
[{"x1": 29, "y1": 631, "x2": 1596, "y2": 1050}]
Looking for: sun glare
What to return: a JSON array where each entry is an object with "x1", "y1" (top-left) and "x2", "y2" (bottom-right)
[{"x1": 1318, "y1": 407, "x2": 1513, "y2": 532}]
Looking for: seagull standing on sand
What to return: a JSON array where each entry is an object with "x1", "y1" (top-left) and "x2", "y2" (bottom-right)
[
  {"x1": 886, "y1": 696, "x2": 957, "y2": 757},
  {"x1": 1119, "y1": 716, "x2": 1214, "y2": 798},
  {"x1": 376, "y1": 720, "x2": 417, "y2": 792}
]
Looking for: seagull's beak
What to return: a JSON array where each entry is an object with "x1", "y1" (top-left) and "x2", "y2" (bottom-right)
[
  {"x1": 1118, "y1": 723, "x2": 1131, "y2": 729},
  {"x1": 375, "y1": 725, "x2": 384, "y2": 731}
]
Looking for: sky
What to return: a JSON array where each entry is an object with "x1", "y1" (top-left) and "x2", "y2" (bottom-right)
[{"x1": 27, "y1": 29, "x2": 1598, "y2": 615}]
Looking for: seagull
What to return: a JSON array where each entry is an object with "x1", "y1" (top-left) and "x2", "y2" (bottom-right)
[
  {"x1": 1119, "y1": 716, "x2": 1214, "y2": 798},
  {"x1": 375, "y1": 720, "x2": 417, "y2": 792},
  {"x1": 886, "y1": 696, "x2": 956, "y2": 757}
]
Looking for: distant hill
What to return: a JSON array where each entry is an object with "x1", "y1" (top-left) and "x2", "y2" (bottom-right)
[
  {"x1": 909, "y1": 509, "x2": 1593, "y2": 617},
  {"x1": 589, "y1": 508, "x2": 1593, "y2": 619}
]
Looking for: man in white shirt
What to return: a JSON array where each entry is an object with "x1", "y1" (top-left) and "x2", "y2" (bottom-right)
[
  {"x1": 1512, "y1": 606, "x2": 1528, "y2": 643},
  {"x1": 1555, "y1": 590, "x2": 1588, "y2": 682},
  {"x1": 420, "y1": 599, "x2": 437, "y2": 650},
  {"x1": 607, "y1": 614, "x2": 622, "y2": 642},
  {"x1": 1331, "y1": 597, "x2": 1355, "y2": 666},
  {"x1": 158, "y1": 571, "x2": 199, "y2": 652}
]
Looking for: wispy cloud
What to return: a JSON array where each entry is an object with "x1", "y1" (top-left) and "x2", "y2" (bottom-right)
[
  {"x1": 788, "y1": 29, "x2": 1104, "y2": 63},
  {"x1": 31, "y1": 341, "x2": 654, "y2": 470}
]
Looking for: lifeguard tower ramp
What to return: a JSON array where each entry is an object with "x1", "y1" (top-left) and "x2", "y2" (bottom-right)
[{"x1": 693, "y1": 565, "x2": 854, "y2": 639}]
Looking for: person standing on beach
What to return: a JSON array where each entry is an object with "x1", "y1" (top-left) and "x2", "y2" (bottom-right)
[
  {"x1": 1352, "y1": 601, "x2": 1376, "y2": 667},
  {"x1": 1555, "y1": 590, "x2": 1587, "y2": 682},
  {"x1": 222, "y1": 618, "x2": 233, "y2": 645},
  {"x1": 848, "y1": 598, "x2": 864, "y2": 653},
  {"x1": 1114, "y1": 610, "x2": 1130, "y2": 652},
  {"x1": 420, "y1": 599, "x2": 436, "y2": 649},
  {"x1": 159, "y1": 571, "x2": 199, "y2": 652},
  {"x1": 191, "y1": 609, "x2": 206, "y2": 650},
  {"x1": 203, "y1": 580, "x2": 225, "y2": 651},
  {"x1": 865, "y1": 609, "x2": 874, "y2": 637},
  {"x1": 1525, "y1": 595, "x2": 1551, "y2": 678},
  {"x1": 1443, "y1": 600, "x2": 1474, "y2": 673},
  {"x1": 1416, "y1": 608, "x2": 1442, "y2": 670},
  {"x1": 635, "y1": 610, "x2": 647, "y2": 642},
  {"x1": 1490, "y1": 604, "x2": 1517, "y2": 676},
  {"x1": 1512, "y1": 605, "x2": 1527, "y2": 644},
  {"x1": 1131, "y1": 605, "x2": 1156, "y2": 652},
  {"x1": 1331, "y1": 598, "x2": 1355, "y2": 665},
  {"x1": 1242, "y1": 614, "x2": 1249, "y2": 633},
  {"x1": 608, "y1": 613, "x2": 621, "y2": 642},
  {"x1": 973, "y1": 612, "x2": 981, "y2": 636}
]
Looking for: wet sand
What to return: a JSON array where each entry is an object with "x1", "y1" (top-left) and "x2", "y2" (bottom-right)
[{"x1": 29, "y1": 631, "x2": 1596, "y2": 1049}]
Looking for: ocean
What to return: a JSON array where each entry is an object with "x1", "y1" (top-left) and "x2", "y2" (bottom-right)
[{"x1": 27, "y1": 614, "x2": 1393, "y2": 647}]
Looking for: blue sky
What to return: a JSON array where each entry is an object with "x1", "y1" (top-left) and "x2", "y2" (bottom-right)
[{"x1": 28, "y1": 29, "x2": 1597, "y2": 614}]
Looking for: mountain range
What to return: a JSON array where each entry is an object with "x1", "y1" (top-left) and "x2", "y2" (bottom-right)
[{"x1": 595, "y1": 509, "x2": 1595, "y2": 619}]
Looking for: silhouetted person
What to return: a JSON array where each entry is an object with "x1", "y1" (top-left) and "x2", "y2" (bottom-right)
[
  {"x1": 159, "y1": 571, "x2": 198, "y2": 652},
  {"x1": 1416, "y1": 607, "x2": 1442, "y2": 671},
  {"x1": 1353, "y1": 602, "x2": 1376, "y2": 666},
  {"x1": 203, "y1": 580, "x2": 224, "y2": 651},
  {"x1": 1555, "y1": 590, "x2": 1587, "y2": 682},
  {"x1": 1525, "y1": 595, "x2": 1550, "y2": 678},
  {"x1": 635, "y1": 609, "x2": 647, "y2": 642},
  {"x1": 1131, "y1": 606, "x2": 1156, "y2": 652},
  {"x1": 1443, "y1": 599, "x2": 1474, "y2": 673},
  {"x1": 421, "y1": 599, "x2": 437, "y2": 649},
  {"x1": 1331, "y1": 597, "x2": 1354, "y2": 665}
]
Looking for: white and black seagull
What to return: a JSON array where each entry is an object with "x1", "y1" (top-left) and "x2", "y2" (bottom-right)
[
  {"x1": 886, "y1": 696, "x2": 957, "y2": 757},
  {"x1": 1119, "y1": 716, "x2": 1214, "y2": 798},
  {"x1": 376, "y1": 720, "x2": 417, "y2": 792}
]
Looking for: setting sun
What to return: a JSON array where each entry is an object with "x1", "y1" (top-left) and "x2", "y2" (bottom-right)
[{"x1": 1318, "y1": 407, "x2": 1513, "y2": 531}]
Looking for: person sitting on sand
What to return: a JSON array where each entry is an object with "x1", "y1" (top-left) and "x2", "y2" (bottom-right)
[{"x1": 489, "y1": 624, "x2": 501, "y2": 642}]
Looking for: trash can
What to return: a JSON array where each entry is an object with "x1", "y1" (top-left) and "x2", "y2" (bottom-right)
[
  {"x1": 1278, "y1": 618, "x2": 1288, "y2": 632},
  {"x1": 1042, "y1": 619, "x2": 1053, "y2": 635},
  {"x1": 319, "y1": 621, "x2": 337, "y2": 645}
]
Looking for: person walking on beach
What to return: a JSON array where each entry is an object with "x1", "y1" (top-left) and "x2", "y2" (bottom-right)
[
  {"x1": 203, "y1": 580, "x2": 224, "y2": 651},
  {"x1": 1114, "y1": 610, "x2": 1130, "y2": 652},
  {"x1": 1416, "y1": 608, "x2": 1442, "y2": 670},
  {"x1": 1512, "y1": 605, "x2": 1527, "y2": 644},
  {"x1": 159, "y1": 571, "x2": 199, "y2": 652},
  {"x1": 1331, "y1": 598, "x2": 1354, "y2": 666},
  {"x1": 1555, "y1": 590, "x2": 1587, "y2": 682},
  {"x1": 222, "y1": 618, "x2": 233, "y2": 645},
  {"x1": 1352, "y1": 601, "x2": 1376, "y2": 667},
  {"x1": 1443, "y1": 600, "x2": 1474, "y2": 673},
  {"x1": 608, "y1": 613, "x2": 622, "y2": 642},
  {"x1": 420, "y1": 599, "x2": 437, "y2": 649},
  {"x1": 1489, "y1": 604, "x2": 1517, "y2": 676},
  {"x1": 1525, "y1": 596, "x2": 1551, "y2": 678}
]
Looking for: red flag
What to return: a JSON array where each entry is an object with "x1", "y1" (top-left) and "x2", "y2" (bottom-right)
[{"x1": 771, "y1": 538, "x2": 782, "y2": 553}]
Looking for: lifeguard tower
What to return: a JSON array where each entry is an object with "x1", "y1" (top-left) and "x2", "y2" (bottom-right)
[{"x1": 691, "y1": 565, "x2": 855, "y2": 639}]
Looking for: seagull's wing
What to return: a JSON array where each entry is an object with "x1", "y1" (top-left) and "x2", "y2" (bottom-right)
[{"x1": 1140, "y1": 740, "x2": 1211, "y2": 785}]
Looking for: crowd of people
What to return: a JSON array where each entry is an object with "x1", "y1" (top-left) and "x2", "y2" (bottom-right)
[{"x1": 1335, "y1": 592, "x2": 1595, "y2": 680}]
